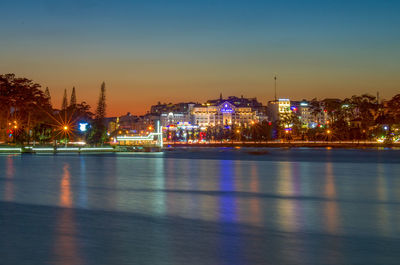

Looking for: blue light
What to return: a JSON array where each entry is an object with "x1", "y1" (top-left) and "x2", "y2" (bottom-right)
[
  {"x1": 79, "y1": 122, "x2": 89, "y2": 132},
  {"x1": 220, "y1": 108, "x2": 233, "y2": 113}
]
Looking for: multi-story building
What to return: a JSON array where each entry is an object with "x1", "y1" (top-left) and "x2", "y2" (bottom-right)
[
  {"x1": 192, "y1": 96, "x2": 267, "y2": 127},
  {"x1": 267, "y1": 98, "x2": 291, "y2": 122},
  {"x1": 160, "y1": 112, "x2": 192, "y2": 127},
  {"x1": 291, "y1": 100, "x2": 313, "y2": 128}
]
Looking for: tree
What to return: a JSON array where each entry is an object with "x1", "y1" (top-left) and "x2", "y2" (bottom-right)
[
  {"x1": 387, "y1": 94, "x2": 400, "y2": 124},
  {"x1": 96, "y1": 82, "x2": 106, "y2": 119},
  {"x1": 61, "y1": 89, "x2": 68, "y2": 110},
  {"x1": 88, "y1": 82, "x2": 108, "y2": 145},
  {"x1": 277, "y1": 112, "x2": 301, "y2": 139},
  {"x1": 44, "y1": 87, "x2": 51, "y2": 106},
  {"x1": 0, "y1": 74, "x2": 50, "y2": 143},
  {"x1": 70, "y1": 86, "x2": 77, "y2": 107}
]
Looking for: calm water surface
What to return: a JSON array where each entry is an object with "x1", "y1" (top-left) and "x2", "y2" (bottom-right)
[{"x1": 1, "y1": 148, "x2": 400, "y2": 265}]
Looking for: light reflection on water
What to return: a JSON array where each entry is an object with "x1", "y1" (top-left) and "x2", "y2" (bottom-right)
[
  {"x1": 4, "y1": 155, "x2": 15, "y2": 201},
  {"x1": 377, "y1": 163, "x2": 391, "y2": 237},
  {"x1": 53, "y1": 163, "x2": 82, "y2": 265},
  {"x1": 277, "y1": 161, "x2": 298, "y2": 232},
  {"x1": 2, "y1": 155, "x2": 400, "y2": 233},
  {"x1": 1, "y1": 151, "x2": 400, "y2": 265},
  {"x1": 324, "y1": 163, "x2": 341, "y2": 235}
]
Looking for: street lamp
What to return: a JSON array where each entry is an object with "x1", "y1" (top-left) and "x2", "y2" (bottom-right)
[{"x1": 62, "y1": 125, "x2": 70, "y2": 147}]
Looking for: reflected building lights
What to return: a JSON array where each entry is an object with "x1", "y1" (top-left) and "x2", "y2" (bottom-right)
[
  {"x1": 323, "y1": 163, "x2": 341, "y2": 235},
  {"x1": 53, "y1": 162, "x2": 81, "y2": 265},
  {"x1": 248, "y1": 162, "x2": 262, "y2": 227},
  {"x1": 4, "y1": 155, "x2": 15, "y2": 201},
  {"x1": 78, "y1": 157, "x2": 88, "y2": 208},
  {"x1": 376, "y1": 163, "x2": 391, "y2": 237},
  {"x1": 199, "y1": 160, "x2": 219, "y2": 222},
  {"x1": 219, "y1": 160, "x2": 237, "y2": 223},
  {"x1": 277, "y1": 162, "x2": 297, "y2": 232},
  {"x1": 60, "y1": 164, "x2": 72, "y2": 208},
  {"x1": 153, "y1": 158, "x2": 166, "y2": 215}
]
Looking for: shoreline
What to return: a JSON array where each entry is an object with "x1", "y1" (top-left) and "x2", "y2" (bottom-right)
[
  {"x1": 0, "y1": 142, "x2": 399, "y2": 154},
  {"x1": 166, "y1": 142, "x2": 399, "y2": 149}
]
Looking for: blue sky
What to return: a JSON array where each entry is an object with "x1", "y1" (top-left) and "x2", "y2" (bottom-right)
[{"x1": 1, "y1": 0, "x2": 399, "y2": 115}]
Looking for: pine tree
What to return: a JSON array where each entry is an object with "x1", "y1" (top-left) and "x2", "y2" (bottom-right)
[
  {"x1": 88, "y1": 82, "x2": 108, "y2": 145},
  {"x1": 96, "y1": 82, "x2": 106, "y2": 119},
  {"x1": 61, "y1": 89, "x2": 68, "y2": 110},
  {"x1": 44, "y1": 87, "x2": 51, "y2": 105},
  {"x1": 70, "y1": 86, "x2": 76, "y2": 106}
]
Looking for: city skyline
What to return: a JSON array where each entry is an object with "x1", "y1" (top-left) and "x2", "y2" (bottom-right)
[{"x1": 1, "y1": 0, "x2": 400, "y2": 116}]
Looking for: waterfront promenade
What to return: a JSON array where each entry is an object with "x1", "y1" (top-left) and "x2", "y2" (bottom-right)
[{"x1": 0, "y1": 141, "x2": 399, "y2": 154}]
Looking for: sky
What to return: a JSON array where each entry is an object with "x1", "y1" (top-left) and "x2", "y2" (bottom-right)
[{"x1": 1, "y1": 0, "x2": 399, "y2": 116}]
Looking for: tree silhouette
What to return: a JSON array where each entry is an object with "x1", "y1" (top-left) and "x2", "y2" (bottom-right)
[
  {"x1": 96, "y1": 82, "x2": 106, "y2": 119},
  {"x1": 44, "y1": 87, "x2": 51, "y2": 106},
  {"x1": 88, "y1": 82, "x2": 108, "y2": 145},
  {"x1": 61, "y1": 89, "x2": 68, "y2": 110},
  {"x1": 0, "y1": 74, "x2": 50, "y2": 143},
  {"x1": 70, "y1": 86, "x2": 77, "y2": 107}
]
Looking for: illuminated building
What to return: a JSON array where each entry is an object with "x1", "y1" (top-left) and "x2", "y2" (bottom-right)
[
  {"x1": 192, "y1": 101, "x2": 257, "y2": 127},
  {"x1": 291, "y1": 100, "x2": 313, "y2": 128},
  {"x1": 267, "y1": 98, "x2": 291, "y2": 122},
  {"x1": 160, "y1": 111, "x2": 193, "y2": 127},
  {"x1": 155, "y1": 96, "x2": 267, "y2": 128},
  {"x1": 192, "y1": 95, "x2": 267, "y2": 127}
]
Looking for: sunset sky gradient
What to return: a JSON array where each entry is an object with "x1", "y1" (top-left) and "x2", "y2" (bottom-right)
[{"x1": 1, "y1": 0, "x2": 399, "y2": 116}]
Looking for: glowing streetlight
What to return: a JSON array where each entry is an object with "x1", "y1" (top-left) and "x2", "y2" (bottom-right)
[
  {"x1": 327, "y1": 130, "x2": 331, "y2": 134},
  {"x1": 63, "y1": 126, "x2": 68, "y2": 131}
]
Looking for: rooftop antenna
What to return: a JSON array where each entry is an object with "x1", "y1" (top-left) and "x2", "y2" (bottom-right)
[{"x1": 274, "y1": 75, "x2": 277, "y2": 101}]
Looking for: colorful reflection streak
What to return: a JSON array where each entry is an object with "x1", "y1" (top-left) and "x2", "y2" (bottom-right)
[
  {"x1": 277, "y1": 161, "x2": 298, "y2": 232},
  {"x1": 323, "y1": 163, "x2": 341, "y2": 235},
  {"x1": 4, "y1": 155, "x2": 15, "y2": 201},
  {"x1": 219, "y1": 160, "x2": 242, "y2": 265},
  {"x1": 53, "y1": 163, "x2": 81, "y2": 265},
  {"x1": 248, "y1": 162, "x2": 262, "y2": 227},
  {"x1": 376, "y1": 163, "x2": 392, "y2": 237}
]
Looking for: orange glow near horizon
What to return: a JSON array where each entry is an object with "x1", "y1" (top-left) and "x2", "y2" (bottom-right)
[{"x1": 25, "y1": 70, "x2": 400, "y2": 117}]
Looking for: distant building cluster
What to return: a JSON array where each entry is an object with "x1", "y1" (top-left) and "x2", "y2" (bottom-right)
[
  {"x1": 107, "y1": 94, "x2": 325, "y2": 135},
  {"x1": 105, "y1": 92, "x2": 400, "y2": 144}
]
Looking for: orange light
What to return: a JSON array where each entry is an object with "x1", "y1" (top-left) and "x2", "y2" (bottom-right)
[
  {"x1": 14, "y1": 125, "x2": 17, "y2": 129},
  {"x1": 63, "y1": 126, "x2": 68, "y2": 131},
  {"x1": 236, "y1": 130, "x2": 240, "y2": 133},
  {"x1": 327, "y1": 130, "x2": 331, "y2": 134}
]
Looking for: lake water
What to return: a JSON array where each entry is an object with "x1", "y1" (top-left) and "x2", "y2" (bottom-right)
[{"x1": 1, "y1": 148, "x2": 400, "y2": 265}]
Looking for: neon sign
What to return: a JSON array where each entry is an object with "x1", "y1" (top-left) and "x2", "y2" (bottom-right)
[
  {"x1": 79, "y1": 122, "x2": 89, "y2": 132},
  {"x1": 220, "y1": 103, "x2": 234, "y2": 113}
]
